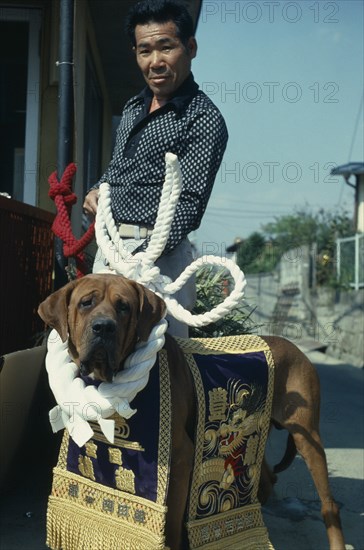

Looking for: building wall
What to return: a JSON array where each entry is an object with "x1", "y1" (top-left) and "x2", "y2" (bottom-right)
[{"x1": 245, "y1": 248, "x2": 364, "y2": 367}]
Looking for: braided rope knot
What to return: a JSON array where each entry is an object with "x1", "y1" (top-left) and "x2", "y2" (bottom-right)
[
  {"x1": 48, "y1": 162, "x2": 95, "y2": 277},
  {"x1": 95, "y1": 153, "x2": 247, "y2": 328},
  {"x1": 48, "y1": 163, "x2": 77, "y2": 205}
]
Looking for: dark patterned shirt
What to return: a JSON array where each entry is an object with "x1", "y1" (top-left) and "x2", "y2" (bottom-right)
[{"x1": 94, "y1": 73, "x2": 228, "y2": 253}]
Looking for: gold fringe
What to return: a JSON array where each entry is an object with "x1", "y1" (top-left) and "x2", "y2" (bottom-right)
[
  {"x1": 47, "y1": 497, "x2": 166, "y2": 550},
  {"x1": 50, "y1": 466, "x2": 167, "y2": 532}
]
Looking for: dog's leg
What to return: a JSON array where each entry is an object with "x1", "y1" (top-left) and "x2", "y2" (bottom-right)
[
  {"x1": 264, "y1": 336, "x2": 345, "y2": 550},
  {"x1": 164, "y1": 337, "x2": 196, "y2": 550},
  {"x1": 258, "y1": 455, "x2": 278, "y2": 504},
  {"x1": 288, "y1": 421, "x2": 345, "y2": 550},
  {"x1": 166, "y1": 433, "x2": 195, "y2": 549}
]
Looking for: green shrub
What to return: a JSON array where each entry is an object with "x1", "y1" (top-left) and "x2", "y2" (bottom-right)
[{"x1": 190, "y1": 265, "x2": 258, "y2": 338}]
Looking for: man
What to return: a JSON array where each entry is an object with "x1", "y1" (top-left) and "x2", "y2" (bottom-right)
[{"x1": 83, "y1": 0, "x2": 228, "y2": 337}]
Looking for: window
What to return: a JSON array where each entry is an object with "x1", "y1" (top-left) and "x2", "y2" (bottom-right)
[
  {"x1": 0, "y1": 8, "x2": 41, "y2": 205},
  {"x1": 83, "y1": 50, "x2": 102, "y2": 194}
]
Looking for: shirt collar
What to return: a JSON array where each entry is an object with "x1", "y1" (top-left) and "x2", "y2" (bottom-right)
[{"x1": 137, "y1": 73, "x2": 199, "y2": 114}]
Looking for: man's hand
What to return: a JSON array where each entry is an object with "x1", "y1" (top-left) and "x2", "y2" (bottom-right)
[{"x1": 83, "y1": 189, "x2": 99, "y2": 218}]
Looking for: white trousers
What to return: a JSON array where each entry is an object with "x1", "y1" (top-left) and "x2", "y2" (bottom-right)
[{"x1": 92, "y1": 238, "x2": 196, "y2": 338}]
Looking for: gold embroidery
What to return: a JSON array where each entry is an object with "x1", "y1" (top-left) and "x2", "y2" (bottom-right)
[
  {"x1": 176, "y1": 334, "x2": 271, "y2": 355},
  {"x1": 244, "y1": 435, "x2": 259, "y2": 465},
  {"x1": 200, "y1": 457, "x2": 226, "y2": 485},
  {"x1": 185, "y1": 354, "x2": 206, "y2": 520},
  {"x1": 48, "y1": 335, "x2": 275, "y2": 550},
  {"x1": 208, "y1": 388, "x2": 228, "y2": 421},
  {"x1": 156, "y1": 351, "x2": 172, "y2": 506},
  {"x1": 78, "y1": 455, "x2": 95, "y2": 481},
  {"x1": 108, "y1": 447, "x2": 122, "y2": 465},
  {"x1": 89, "y1": 419, "x2": 145, "y2": 451},
  {"x1": 48, "y1": 346, "x2": 173, "y2": 550},
  {"x1": 187, "y1": 504, "x2": 274, "y2": 549},
  {"x1": 115, "y1": 466, "x2": 135, "y2": 494},
  {"x1": 85, "y1": 441, "x2": 98, "y2": 458},
  {"x1": 186, "y1": 335, "x2": 275, "y2": 550},
  {"x1": 220, "y1": 463, "x2": 234, "y2": 490},
  {"x1": 116, "y1": 417, "x2": 131, "y2": 438},
  {"x1": 47, "y1": 468, "x2": 168, "y2": 550}
]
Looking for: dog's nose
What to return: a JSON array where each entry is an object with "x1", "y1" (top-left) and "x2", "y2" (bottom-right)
[
  {"x1": 80, "y1": 362, "x2": 90, "y2": 376},
  {"x1": 91, "y1": 318, "x2": 116, "y2": 337}
]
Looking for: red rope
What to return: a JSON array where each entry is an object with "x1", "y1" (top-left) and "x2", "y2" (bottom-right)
[{"x1": 48, "y1": 163, "x2": 95, "y2": 278}]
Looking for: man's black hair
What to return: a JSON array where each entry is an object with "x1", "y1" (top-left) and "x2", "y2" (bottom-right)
[{"x1": 125, "y1": 0, "x2": 194, "y2": 47}]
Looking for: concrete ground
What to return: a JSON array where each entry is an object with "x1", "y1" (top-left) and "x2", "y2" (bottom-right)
[
  {"x1": 0, "y1": 349, "x2": 363, "y2": 550},
  {"x1": 263, "y1": 349, "x2": 364, "y2": 550}
]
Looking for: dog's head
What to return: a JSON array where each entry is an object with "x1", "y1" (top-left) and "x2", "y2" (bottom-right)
[{"x1": 38, "y1": 274, "x2": 166, "y2": 382}]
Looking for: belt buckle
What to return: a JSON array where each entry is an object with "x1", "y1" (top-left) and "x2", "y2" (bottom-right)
[{"x1": 118, "y1": 223, "x2": 150, "y2": 239}]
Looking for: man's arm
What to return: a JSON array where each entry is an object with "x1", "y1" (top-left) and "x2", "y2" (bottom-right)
[{"x1": 159, "y1": 107, "x2": 228, "y2": 253}]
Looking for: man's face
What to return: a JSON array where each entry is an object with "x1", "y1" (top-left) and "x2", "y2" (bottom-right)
[{"x1": 134, "y1": 21, "x2": 197, "y2": 100}]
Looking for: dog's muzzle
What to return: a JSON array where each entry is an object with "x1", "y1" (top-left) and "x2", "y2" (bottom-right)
[{"x1": 80, "y1": 317, "x2": 119, "y2": 382}]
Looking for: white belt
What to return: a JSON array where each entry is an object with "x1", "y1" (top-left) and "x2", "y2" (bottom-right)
[{"x1": 118, "y1": 223, "x2": 153, "y2": 239}]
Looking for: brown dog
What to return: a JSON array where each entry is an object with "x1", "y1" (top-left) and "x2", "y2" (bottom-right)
[{"x1": 38, "y1": 273, "x2": 345, "y2": 550}]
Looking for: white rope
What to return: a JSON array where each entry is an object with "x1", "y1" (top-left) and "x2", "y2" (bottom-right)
[
  {"x1": 95, "y1": 152, "x2": 247, "y2": 326},
  {"x1": 46, "y1": 153, "x2": 247, "y2": 446},
  {"x1": 46, "y1": 318, "x2": 168, "y2": 447}
]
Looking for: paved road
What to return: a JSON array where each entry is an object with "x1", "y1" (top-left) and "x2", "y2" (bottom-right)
[{"x1": 0, "y1": 351, "x2": 363, "y2": 549}]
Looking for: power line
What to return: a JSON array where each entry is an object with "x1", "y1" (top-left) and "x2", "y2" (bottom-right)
[
  {"x1": 209, "y1": 198, "x2": 299, "y2": 207},
  {"x1": 207, "y1": 201, "x2": 338, "y2": 213},
  {"x1": 206, "y1": 207, "x2": 290, "y2": 216},
  {"x1": 347, "y1": 93, "x2": 364, "y2": 163}
]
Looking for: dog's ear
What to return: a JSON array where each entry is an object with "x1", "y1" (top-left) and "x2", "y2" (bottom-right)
[
  {"x1": 133, "y1": 282, "x2": 167, "y2": 342},
  {"x1": 38, "y1": 279, "x2": 78, "y2": 342}
]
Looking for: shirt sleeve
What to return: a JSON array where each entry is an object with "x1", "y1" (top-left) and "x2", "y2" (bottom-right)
[
  {"x1": 172, "y1": 108, "x2": 228, "y2": 248},
  {"x1": 136, "y1": 107, "x2": 228, "y2": 254}
]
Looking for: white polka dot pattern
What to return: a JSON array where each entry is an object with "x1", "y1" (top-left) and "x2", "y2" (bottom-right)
[{"x1": 94, "y1": 83, "x2": 228, "y2": 253}]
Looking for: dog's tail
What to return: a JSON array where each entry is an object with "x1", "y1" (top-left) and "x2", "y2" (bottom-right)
[{"x1": 272, "y1": 430, "x2": 297, "y2": 474}]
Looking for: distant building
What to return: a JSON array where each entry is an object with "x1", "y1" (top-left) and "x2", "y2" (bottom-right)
[
  {"x1": 226, "y1": 237, "x2": 244, "y2": 263},
  {"x1": 331, "y1": 162, "x2": 364, "y2": 233}
]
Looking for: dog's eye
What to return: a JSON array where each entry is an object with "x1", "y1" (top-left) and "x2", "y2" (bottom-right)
[
  {"x1": 116, "y1": 300, "x2": 130, "y2": 314},
  {"x1": 79, "y1": 297, "x2": 93, "y2": 309}
]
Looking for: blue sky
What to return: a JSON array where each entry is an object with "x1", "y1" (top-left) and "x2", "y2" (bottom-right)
[{"x1": 191, "y1": 0, "x2": 364, "y2": 255}]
